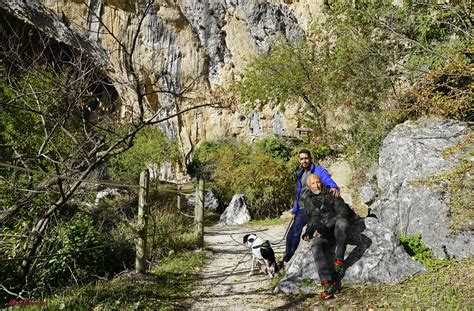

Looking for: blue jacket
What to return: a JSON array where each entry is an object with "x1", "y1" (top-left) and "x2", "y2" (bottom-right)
[{"x1": 292, "y1": 163, "x2": 339, "y2": 214}]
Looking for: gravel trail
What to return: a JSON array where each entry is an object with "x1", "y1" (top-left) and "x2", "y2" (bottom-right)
[{"x1": 190, "y1": 222, "x2": 293, "y2": 310}]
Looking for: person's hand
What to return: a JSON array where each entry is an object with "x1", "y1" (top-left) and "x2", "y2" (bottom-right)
[
  {"x1": 330, "y1": 188, "x2": 340, "y2": 197},
  {"x1": 313, "y1": 231, "x2": 321, "y2": 238},
  {"x1": 291, "y1": 213, "x2": 296, "y2": 220}
]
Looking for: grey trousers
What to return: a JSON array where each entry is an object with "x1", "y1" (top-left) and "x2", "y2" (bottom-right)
[{"x1": 310, "y1": 218, "x2": 349, "y2": 282}]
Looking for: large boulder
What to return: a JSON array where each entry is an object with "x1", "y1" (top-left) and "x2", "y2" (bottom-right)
[
  {"x1": 275, "y1": 217, "x2": 425, "y2": 295},
  {"x1": 219, "y1": 194, "x2": 251, "y2": 225},
  {"x1": 372, "y1": 118, "x2": 473, "y2": 258},
  {"x1": 184, "y1": 189, "x2": 219, "y2": 211}
]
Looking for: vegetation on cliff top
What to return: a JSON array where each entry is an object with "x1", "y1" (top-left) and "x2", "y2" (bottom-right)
[{"x1": 235, "y1": 1, "x2": 473, "y2": 167}]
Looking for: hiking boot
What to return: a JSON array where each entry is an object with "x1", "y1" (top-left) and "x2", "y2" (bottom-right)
[
  {"x1": 320, "y1": 279, "x2": 336, "y2": 300},
  {"x1": 333, "y1": 260, "x2": 344, "y2": 293}
]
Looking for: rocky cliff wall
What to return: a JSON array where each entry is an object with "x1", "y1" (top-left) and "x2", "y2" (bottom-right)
[{"x1": 2, "y1": 0, "x2": 327, "y2": 169}]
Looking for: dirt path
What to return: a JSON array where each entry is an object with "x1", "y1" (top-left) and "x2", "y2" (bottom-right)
[{"x1": 190, "y1": 222, "x2": 292, "y2": 310}]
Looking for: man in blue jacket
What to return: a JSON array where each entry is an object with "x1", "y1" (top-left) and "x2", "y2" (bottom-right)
[{"x1": 281, "y1": 149, "x2": 340, "y2": 268}]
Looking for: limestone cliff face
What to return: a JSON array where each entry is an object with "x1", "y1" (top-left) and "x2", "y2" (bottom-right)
[{"x1": 1, "y1": 0, "x2": 325, "y2": 167}]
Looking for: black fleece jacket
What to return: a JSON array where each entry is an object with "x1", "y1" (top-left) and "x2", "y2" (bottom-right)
[{"x1": 303, "y1": 187, "x2": 355, "y2": 239}]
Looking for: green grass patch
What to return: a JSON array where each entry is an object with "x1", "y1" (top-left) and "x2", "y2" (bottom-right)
[
  {"x1": 43, "y1": 251, "x2": 206, "y2": 310},
  {"x1": 399, "y1": 234, "x2": 454, "y2": 272}
]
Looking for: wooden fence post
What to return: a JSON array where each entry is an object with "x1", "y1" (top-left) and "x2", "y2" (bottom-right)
[
  {"x1": 195, "y1": 177, "x2": 204, "y2": 248},
  {"x1": 135, "y1": 169, "x2": 150, "y2": 274}
]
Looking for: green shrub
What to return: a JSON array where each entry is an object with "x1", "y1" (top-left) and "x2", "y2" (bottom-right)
[
  {"x1": 346, "y1": 111, "x2": 404, "y2": 166},
  {"x1": 33, "y1": 214, "x2": 107, "y2": 288},
  {"x1": 148, "y1": 205, "x2": 197, "y2": 259},
  {"x1": 406, "y1": 47, "x2": 473, "y2": 122},
  {"x1": 189, "y1": 139, "x2": 244, "y2": 179},
  {"x1": 0, "y1": 230, "x2": 23, "y2": 304},
  {"x1": 255, "y1": 137, "x2": 295, "y2": 162},
  {"x1": 30, "y1": 212, "x2": 135, "y2": 292},
  {"x1": 190, "y1": 137, "x2": 331, "y2": 218}
]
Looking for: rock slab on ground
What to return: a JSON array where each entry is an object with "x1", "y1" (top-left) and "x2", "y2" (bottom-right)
[{"x1": 275, "y1": 217, "x2": 426, "y2": 295}]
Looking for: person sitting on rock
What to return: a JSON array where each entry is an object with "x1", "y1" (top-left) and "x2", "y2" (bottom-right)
[
  {"x1": 281, "y1": 149, "x2": 340, "y2": 269},
  {"x1": 302, "y1": 173, "x2": 356, "y2": 300}
]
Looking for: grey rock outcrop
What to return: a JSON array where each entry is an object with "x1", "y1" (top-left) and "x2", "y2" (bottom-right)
[
  {"x1": 219, "y1": 194, "x2": 250, "y2": 225},
  {"x1": 275, "y1": 217, "x2": 425, "y2": 295},
  {"x1": 184, "y1": 189, "x2": 219, "y2": 212},
  {"x1": 95, "y1": 188, "x2": 122, "y2": 204},
  {"x1": 0, "y1": 0, "x2": 108, "y2": 67},
  {"x1": 180, "y1": 1, "x2": 304, "y2": 84},
  {"x1": 272, "y1": 109, "x2": 286, "y2": 136},
  {"x1": 359, "y1": 184, "x2": 376, "y2": 205},
  {"x1": 249, "y1": 110, "x2": 262, "y2": 136},
  {"x1": 372, "y1": 118, "x2": 473, "y2": 258}
]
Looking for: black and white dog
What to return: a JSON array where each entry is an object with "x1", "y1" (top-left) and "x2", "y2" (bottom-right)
[{"x1": 243, "y1": 233, "x2": 279, "y2": 278}]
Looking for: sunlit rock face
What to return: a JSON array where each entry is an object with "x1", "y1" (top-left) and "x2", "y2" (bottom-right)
[
  {"x1": 373, "y1": 118, "x2": 473, "y2": 259},
  {"x1": 4, "y1": 0, "x2": 324, "y2": 164}
]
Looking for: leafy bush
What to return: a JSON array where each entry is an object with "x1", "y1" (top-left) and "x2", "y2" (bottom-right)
[
  {"x1": 0, "y1": 230, "x2": 23, "y2": 302},
  {"x1": 32, "y1": 214, "x2": 106, "y2": 289},
  {"x1": 191, "y1": 137, "x2": 332, "y2": 218},
  {"x1": 189, "y1": 139, "x2": 241, "y2": 179},
  {"x1": 20, "y1": 190, "x2": 196, "y2": 298},
  {"x1": 346, "y1": 111, "x2": 404, "y2": 166},
  {"x1": 406, "y1": 47, "x2": 473, "y2": 121},
  {"x1": 255, "y1": 137, "x2": 295, "y2": 162}
]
